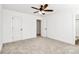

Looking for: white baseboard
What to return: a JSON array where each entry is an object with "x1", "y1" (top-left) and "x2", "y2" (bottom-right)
[
  {"x1": 3, "y1": 37, "x2": 36, "y2": 44},
  {"x1": 47, "y1": 36, "x2": 75, "y2": 45}
]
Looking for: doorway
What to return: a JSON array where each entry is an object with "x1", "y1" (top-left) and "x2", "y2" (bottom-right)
[
  {"x1": 75, "y1": 15, "x2": 79, "y2": 45},
  {"x1": 36, "y1": 20, "x2": 41, "y2": 37}
]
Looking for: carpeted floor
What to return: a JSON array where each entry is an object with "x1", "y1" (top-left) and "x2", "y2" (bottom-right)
[{"x1": 1, "y1": 37, "x2": 79, "y2": 54}]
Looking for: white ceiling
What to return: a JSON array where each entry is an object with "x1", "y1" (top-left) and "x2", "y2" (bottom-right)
[
  {"x1": 2, "y1": 4, "x2": 38, "y2": 14},
  {"x1": 2, "y1": 4, "x2": 79, "y2": 15},
  {"x1": 2, "y1": 4, "x2": 56, "y2": 15}
]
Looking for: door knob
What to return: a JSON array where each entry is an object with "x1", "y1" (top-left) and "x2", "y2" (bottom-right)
[
  {"x1": 20, "y1": 28, "x2": 23, "y2": 31},
  {"x1": 45, "y1": 28, "x2": 47, "y2": 30}
]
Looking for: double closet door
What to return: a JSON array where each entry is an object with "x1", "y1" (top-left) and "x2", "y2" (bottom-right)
[{"x1": 12, "y1": 16, "x2": 23, "y2": 41}]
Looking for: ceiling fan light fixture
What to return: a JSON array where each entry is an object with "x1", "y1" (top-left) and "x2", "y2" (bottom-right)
[
  {"x1": 41, "y1": 11, "x2": 45, "y2": 15},
  {"x1": 39, "y1": 11, "x2": 42, "y2": 14},
  {"x1": 39, "y1": 11, "x2": 45, "y2": 15},
  {"x1": 41, "y1": 11, "x2": 45, "y2": 13}
]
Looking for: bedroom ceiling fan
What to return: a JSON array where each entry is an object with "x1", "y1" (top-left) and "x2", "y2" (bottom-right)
[{"x1": 31, "y1": 4, "x2": 53, "y2": 15}]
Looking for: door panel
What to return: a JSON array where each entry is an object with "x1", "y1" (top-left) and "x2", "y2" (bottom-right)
[{"x1": 12, "y1": 16, "x2": 22, "y2": 40}]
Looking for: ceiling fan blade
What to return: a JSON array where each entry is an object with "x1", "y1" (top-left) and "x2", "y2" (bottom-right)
[
  {"x1": 34, "y1": 11, "x2": 39, "y2": 13},
  {"x1": 31, "y1": 7, "x2": 39, "y2": 10},
  {"x1": 44, "y1": 4, "x2": 48, "y2": 9},
  {"x1": 44, "y1": 10, "x2": 53, "y2": 12}
]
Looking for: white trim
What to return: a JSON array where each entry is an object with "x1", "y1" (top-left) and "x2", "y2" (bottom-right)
[{"x1": 0, "y1": 44, "x2": 2, "y2": 52}]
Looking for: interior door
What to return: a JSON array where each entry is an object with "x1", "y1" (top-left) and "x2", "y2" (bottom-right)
[
  {"x1": 37, "y1": 20, "x2": 41, "y2": 36},
  {"x1": 12, "y1": 16, "x2": 22, "y2": 41}
]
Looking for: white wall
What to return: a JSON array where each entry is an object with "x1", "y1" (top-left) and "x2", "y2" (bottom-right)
[
  {"x1": 3, "y1": 9, "x2": 37, "y2": 43},
  {"x1": 41, "y1": 16, "x2": 47, "y2": 37},
  {"x1": 22, "y1": 13, "x2": 36, "y2": 39},
  {"x1": 44, "y1": 5, "x2": 75, "y2": 44},
  {"x1": 3, "y1": 5, "x2": 79, "y2": 45},
  {"x1": 0, "y1": 5, "x2": 2, "y2": 51}
]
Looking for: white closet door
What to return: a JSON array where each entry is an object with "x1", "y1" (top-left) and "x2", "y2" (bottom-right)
[{"x1": 12, "y1": 16, "x2": 22, "y2": 41}]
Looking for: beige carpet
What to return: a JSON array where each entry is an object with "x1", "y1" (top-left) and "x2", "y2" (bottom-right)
[{"x1": 1, "y1": 37, "x2": 79, "y2": 54}]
